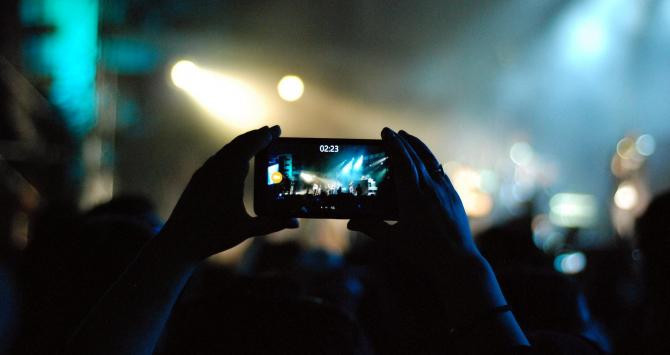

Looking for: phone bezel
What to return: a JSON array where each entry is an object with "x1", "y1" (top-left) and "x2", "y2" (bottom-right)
[{"x1": 254, "y1": 137, "x2": 398, "y2": 219}]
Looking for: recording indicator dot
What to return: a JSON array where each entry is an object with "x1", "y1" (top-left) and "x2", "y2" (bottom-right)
[{"x1": 271, "y1": 171, "x2": 283, "y2": 184}]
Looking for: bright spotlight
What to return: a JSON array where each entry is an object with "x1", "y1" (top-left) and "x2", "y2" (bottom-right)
[
  {"x1": 277, "y1": 75, "x2": 304, "y2": 102},
  {"x1": 170, "y1": 60, "x2": 266, "y2": 127},
  {"x1": 554, "y1": 251, "x2": 587, "y2": 274},
  {"x1": 171, "y1": 60, "x2": 198, "y2": 89},
  {"x1": 614, "y1": 181, "x2": 638, "y2": 210},
  {"x1": 353, "y1": 156, "x2": 363, "y2": 170}
]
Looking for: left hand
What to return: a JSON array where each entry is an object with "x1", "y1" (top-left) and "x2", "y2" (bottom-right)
[{"x1": 159, "y1": 125, "x2": 298, "y2": 263}]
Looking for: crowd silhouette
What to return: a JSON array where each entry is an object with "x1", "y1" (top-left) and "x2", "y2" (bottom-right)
[{"x1": 1, "y1": 125, "x2": 669, "y2": 354}]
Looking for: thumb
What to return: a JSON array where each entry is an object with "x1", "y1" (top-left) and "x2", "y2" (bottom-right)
[
  {"x1": 347, "y1": 218, "x2": 395, "y2": 240},
  {"x1": 249, "y1": 216, "x2": 299, "y2": 236}
]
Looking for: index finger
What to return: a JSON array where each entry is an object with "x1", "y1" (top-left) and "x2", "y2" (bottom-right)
[
  {"x1": 381, "y1": 128, "x2": 422, "y2": 217},
  {"x1": 220, "y1": 125, "x2": 281, "y2": 161},
  {"x1": 398, "y1": 130, "x2": 457, "y2": 191}
]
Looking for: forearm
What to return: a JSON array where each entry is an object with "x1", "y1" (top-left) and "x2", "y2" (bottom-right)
[
  {"x1": 66, "y1": 230, "x2": 198, "y2": 355},
  {"x1": 432, "y1": 255, "x2": 529, "y2": 349}
]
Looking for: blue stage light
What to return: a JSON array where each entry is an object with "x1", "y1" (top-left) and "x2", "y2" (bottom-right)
[{"x1": 353, "y1": 156, "x2": 363, "y2": 170}]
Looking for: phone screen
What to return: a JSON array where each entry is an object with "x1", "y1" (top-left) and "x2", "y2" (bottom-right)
[{"x1": 254, "y1": 138, "x2": 398, "y2": 219}]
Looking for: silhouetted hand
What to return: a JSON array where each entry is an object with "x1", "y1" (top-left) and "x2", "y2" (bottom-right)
[
  {"x1": 348, "y1": 128, "x2": 480, "y2": 268},
  {"x1": 348, "y1": 128, "x2": 510, "y2": 326},
  {"x1": 160, "y1": 125, "x2": 298, "y2": 263}
]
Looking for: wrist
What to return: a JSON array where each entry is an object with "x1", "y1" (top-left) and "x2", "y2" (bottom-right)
[
  {"x1": 150, "y1": 225, "x2": 202, "y2": 269},
  {"x1": 431, "y1": 254, "x2": 509, "y2": 324}
]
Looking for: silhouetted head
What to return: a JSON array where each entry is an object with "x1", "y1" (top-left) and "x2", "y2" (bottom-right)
[
  {"x1": 635, "y1": 190, "x2": 670, "y2": 292},
  {"x1": 497, "y1": 267, "x2": 587, "y2": 333},
  {"x1": 476, "y1": 216, "x2": 551, "y2": 271},
  {"x1": 13, "y1": 196, "x2": 156, "y2": 353},
  {"x1": 70, "y1": 195, "x2": 159, "y2": 302},
  {"x1": 162, "y1": 274, "x2": 369, "y2": 355},
  {"x1": 0, "y1": 182, "x2": 17, "y2": 258}
]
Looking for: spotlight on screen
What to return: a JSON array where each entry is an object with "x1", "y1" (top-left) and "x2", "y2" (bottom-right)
[
  {"x1": 171, "y1": 60, "x2": 265, "y2": 127},
  {"x1": 277, "y1": 75, "x2": 304, "y2": 102},
  {"x1": 353, "y1": 156, "x2": 363, "y2": 170}
]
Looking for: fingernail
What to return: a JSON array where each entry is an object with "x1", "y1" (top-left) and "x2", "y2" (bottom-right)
[{"x1": 269, "y1": 125, "x2": 281, "y2": 138}]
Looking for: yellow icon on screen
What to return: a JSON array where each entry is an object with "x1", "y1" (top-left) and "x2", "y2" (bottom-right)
[{"x1": 271, "y1": 171, "x2": 283, "y2": 184}]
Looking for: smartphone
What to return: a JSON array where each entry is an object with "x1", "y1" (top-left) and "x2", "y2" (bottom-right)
[{"x1": 254, "y1": 138, "x2": 398, "y2": 219}]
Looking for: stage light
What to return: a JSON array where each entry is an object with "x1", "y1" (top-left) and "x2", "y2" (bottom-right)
[
  {"x1": 614, "y1": 181, "x2": 638, "y2": 210},
  {"x1": 636, "y1": 134, "x2": 655, "y2": 156},
  {"x1": 300, "y1": 172, "x2": 315, "y2": 183},
  {"x1": 171, "y1": 60, "x2": 198, "y2": 89},
  {"x1": 509, "y1": 142, "x2": 534, "y2": 166},
  {"x1": 171, "y1": 60, "x2": 266, "y2": 127},
  {"x1": 549, "y1": 193, "x2": 597, "y2": 228},
  {"x1": 353, "y1": 156, "x2": 363, "y2": 170},
  {"x1": 554, "y1": 251, "x2": 587, "y2": 274},
  {"x1": 277, "y1": 75, "x2": 304, "y2": 102}
]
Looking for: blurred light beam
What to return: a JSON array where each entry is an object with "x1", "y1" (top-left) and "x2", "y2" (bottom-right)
[
  {"x1": 353, "y1": 156, "x2": 363, "y2": 170},
  {"x1": 171, "y1": 60, "x2": 266, "y2": 127}
]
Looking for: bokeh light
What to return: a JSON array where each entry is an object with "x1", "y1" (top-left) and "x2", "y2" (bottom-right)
[
  {"x1": 635, "y1": 134, "x2": 656, "y2": 157},
  {"x1": 554, "y1": 251, "x2": 587, "y2": 274},
  {"x1": 446, "y1": 162, "x2": 493, "y2": 218},
  {"x1": 616, "y1": 137, "x2": 637, "y2": 160},
  {"x1": 614, "y1": 181, "x2": 638, "y2": 210},
  {"x1": 277, "y1": 75, "x2": 305, "y2": 102},
  {"x1": 509, "y1": 142, "x2": 534, "y2": 166},
  {"x1": 549, "y1": 193, "x2": 598, "y2": 228}
]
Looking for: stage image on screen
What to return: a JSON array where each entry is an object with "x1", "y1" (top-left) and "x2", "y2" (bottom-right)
[{"x1": 263, "y1": 140, "x2": 396, "y2": 218}]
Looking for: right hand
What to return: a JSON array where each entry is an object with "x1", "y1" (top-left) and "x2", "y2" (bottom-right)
[
  {"x1": 348, "y1": 128, "x2": 505, "y2": 323},
  {"x1": 348, "y1": 128, "x2": 482, "y2": 267},
  {"x1": 159, "y1": 125, "x2": 298, "y2": 264}
]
